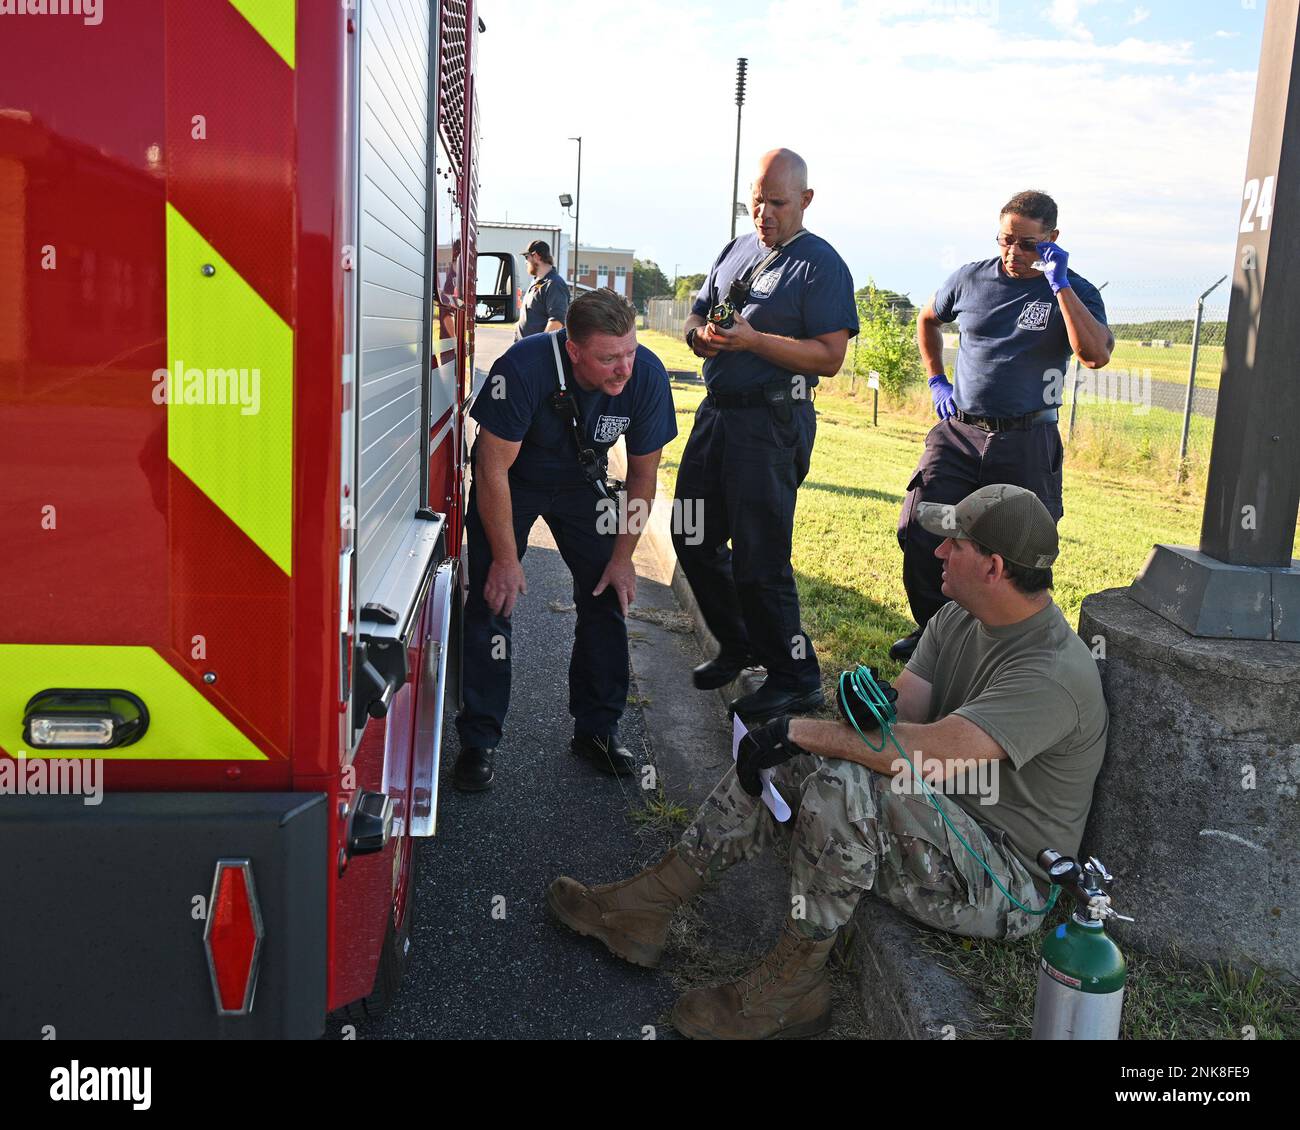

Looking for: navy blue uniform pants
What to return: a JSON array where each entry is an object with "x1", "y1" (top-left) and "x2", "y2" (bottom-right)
[
  {"x1": 456, "y1": 479, "x2": 627, "y2": 748},
  {"x1": 671, "y1": 396, "x2": 819, "y2": 691},
  {"x1": 897, "y1": 417, "x2": 1064, "y2": 628}
]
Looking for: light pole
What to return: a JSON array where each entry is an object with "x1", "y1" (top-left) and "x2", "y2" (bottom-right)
[
  {"x1": 730, "y1": 58, "x2": 748, "y2": 240},
  {"x1": 569, "y1": 135, "x2": 582, "y2": 291},
  {"x1": 558, "y1": 193, "x2": 574, "y2": 282}
]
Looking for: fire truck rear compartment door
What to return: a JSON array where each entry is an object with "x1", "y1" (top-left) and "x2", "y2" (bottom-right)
[
  {"x1": 0, "y1": 792, "x2": 327, "y2": 1040},
  {"x1": 355, "y1": 0, "x2": 436, "y2": 609}
]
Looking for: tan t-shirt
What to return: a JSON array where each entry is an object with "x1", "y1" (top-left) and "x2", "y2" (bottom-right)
[{"x1": 905, "y1": 600, "x2": 1108, "y2": 882}]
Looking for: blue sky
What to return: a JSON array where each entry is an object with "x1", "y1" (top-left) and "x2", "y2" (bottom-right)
[{"x1": 477, "y1": 0, "x2": 1269, "y2": 312}]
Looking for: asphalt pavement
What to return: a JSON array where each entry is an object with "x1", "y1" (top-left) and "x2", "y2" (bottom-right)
[{"x1": 327, "y1": 325, "x2": 684, "y2": 1039}]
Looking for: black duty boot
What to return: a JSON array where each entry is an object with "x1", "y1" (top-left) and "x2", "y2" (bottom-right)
[
  {"x1": 729, "y1": 682, "x2": 824, "y2": 725},
  {"x1": 453, "y1": 746, "x2": 495, "y2": 792},
  {"x1": 692, "y1": 651, "x2": 756, "y2": 691},
  {"x1": 571, "y1": 734, "x2": 637, "y2": 777},
  {"x1": 888, "y1": 627, "x2": 923, "y2": 662}
]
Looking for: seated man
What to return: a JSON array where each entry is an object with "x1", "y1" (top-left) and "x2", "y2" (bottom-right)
[{"x1": 547, "y1": 484, "x2": 1108, "y2": 1039}]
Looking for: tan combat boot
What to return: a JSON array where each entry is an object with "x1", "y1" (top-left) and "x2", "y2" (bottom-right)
[
  {"x1": 547, "y1": 848, "x2": 705, "y2": 968},
  {"x1": 671, "y1": 916, "x2": 835, "y2": 1039}
]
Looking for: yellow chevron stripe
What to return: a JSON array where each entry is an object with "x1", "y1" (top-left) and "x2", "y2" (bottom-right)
[
  {"x1": 0, "y1": 646, "x2": 267, "y2": 761},
  {"x1": 166, "y1": 204, "x2": 294, "y2": 576},
  {"x1": 227, "y1": 0, "x2": 296, "y2": 68}
]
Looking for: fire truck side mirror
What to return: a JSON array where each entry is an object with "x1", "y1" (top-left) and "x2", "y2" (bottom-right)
[{"x1": 475, "y1": 251, "x2": 516, "y2": 324}]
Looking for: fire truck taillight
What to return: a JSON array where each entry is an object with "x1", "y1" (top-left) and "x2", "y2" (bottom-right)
[
  {"x1": 203, "y1": 860, "x2": 265, "y2": 1016},
  {"x1": 22, "y1": 690, "x2": 148, "y2": 749}
]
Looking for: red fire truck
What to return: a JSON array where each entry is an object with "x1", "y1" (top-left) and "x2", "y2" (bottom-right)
[{"x1": 0, "y1": 0, "x2": 511, "y2": 1038}]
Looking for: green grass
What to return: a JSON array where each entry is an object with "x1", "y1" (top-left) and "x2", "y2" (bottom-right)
[
  {"x1": 629, "y1": 787, "x2": 691, "y2": 835},
  {"x1": 921, "y1": 904, "x2": 1300, "y2": 1039},
  {"x1": 1108, "y1": 337, "x2": 1224, "y2": 392},
  {"x1": 637, "y1": 328, "x2": 1298, "y2": 1039}
]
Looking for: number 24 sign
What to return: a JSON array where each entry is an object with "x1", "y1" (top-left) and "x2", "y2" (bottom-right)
[{"x1": 1240, "y1": 175, "x2": 1275, "y2": 234}]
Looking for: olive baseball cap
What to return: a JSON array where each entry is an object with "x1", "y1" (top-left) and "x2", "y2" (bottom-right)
[{"x1": 915, "y1": 484, "x2": 1059, "y2": 569}]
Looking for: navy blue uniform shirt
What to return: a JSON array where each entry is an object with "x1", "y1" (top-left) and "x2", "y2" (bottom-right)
[
  {"x1": 691, "y1": 231, "x2": 858, "y2": 394},
  {"x1": 934, "y1": 258, "x2": 1107, "y2": 417},
  {"x1": 514, "y1": 268, "x2": 571, "y2": 341},
  {"x1": 471, "y1": 330, "x2": 677, "y2": 489}
]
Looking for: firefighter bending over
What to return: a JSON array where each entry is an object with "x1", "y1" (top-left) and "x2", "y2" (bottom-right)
[{"x1": 454, "y1": 290, "x2": 677, "y2": 790}]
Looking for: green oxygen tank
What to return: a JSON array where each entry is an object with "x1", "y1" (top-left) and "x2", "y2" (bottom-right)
[{"x1": 1032, "y1": 850, "x2": 1132, "y2": 1041}]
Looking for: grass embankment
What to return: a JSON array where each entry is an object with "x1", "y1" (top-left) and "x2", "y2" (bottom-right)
[{"x1": 638, "y1": 328, "x2": 1299, "y2": 1039}]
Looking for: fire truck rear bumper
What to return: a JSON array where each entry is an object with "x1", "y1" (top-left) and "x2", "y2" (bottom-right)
[{"x1": 0, "y1": 791, "x2": 328, "y2": 1040}]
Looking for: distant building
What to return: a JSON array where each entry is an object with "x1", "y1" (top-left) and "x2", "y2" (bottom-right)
[{"x1": 568, "y1": 245, "x2": 635, "y2": 298}]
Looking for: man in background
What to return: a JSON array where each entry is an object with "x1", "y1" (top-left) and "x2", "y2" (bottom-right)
[{"x1": 514, "y1": 239, "x2": 570, "y2": 341}]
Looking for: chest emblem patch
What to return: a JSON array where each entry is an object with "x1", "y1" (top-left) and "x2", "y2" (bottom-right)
[
  {"x1": 593, "y1": 415, "x2": 631, "y2": 443},
  {"x1": 1017, "y1": 300, "x2": 1053, "y2": 331},
  {"x1": 750, "y1": 266, "x2": 782, "y2": 298}
]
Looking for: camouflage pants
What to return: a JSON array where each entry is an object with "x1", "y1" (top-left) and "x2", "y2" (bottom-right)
[{"x1": 677, "y1": 754, "x2": 1047, "y2": 940}]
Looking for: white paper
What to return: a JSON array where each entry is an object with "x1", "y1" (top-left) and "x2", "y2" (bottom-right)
[{"x1": 732, "y1": 715, "x2": 792, "y2": 822}]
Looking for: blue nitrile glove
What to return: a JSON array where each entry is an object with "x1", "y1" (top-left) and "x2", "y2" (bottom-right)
[
  {"x1": 1036, "y1": 242, "x2": 1071, "y2": 294},
  {"x1": 928, "y1": 374, "x2": 956, "y2": 420}
]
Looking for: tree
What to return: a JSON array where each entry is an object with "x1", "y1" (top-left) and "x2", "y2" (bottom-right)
[
  {"x1": 855, "y1": 284, "x2": 914, "y2": 321},
  {"x1": 675, "y1": 272, "x2": 707, "y2": 302},
  {"x1": 632, "y1": 259, "x2": 672, "y2": 309},
  {"x1": 852, "y1": 280, "x2": 922, "y2": 398}
]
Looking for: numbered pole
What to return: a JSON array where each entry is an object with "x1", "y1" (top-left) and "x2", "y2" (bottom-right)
[
  {"x1": 1133, "y1": 0, "x2": 1300, "y2": 640},
  {"x1": 868, "y1": 370, "x2": 880, "y2": 427},
  {"x1": 1199, "y1": 0, "x2": 1299, "y2": 566}
]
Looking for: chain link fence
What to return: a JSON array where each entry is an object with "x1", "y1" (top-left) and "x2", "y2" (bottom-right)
[
  {"x1": 646, "y1": 296, "x2": 691, "y2": 337},
  {"x1": 1058, "y1": 278, "x2": 1230, "y2": 474},
  {"x1": 834, "y1": 275, "x2": 1234, "y2": 476}
]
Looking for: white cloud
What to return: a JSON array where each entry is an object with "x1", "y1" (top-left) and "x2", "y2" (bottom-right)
[
  {"x1": 1213, "y1": 29, "x2": 1241, "y2": 39},
  {"x1": 1129, "y1": 5, "x2": 1150, "y2": 25},
  {"x1": 1044, "y1": 0, "x2": 1099, "y2": 40}
]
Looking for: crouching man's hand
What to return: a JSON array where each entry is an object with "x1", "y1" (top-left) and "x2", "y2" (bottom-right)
[{"x1": 736, "y1": 715, "x2": 807, "y2": 797}]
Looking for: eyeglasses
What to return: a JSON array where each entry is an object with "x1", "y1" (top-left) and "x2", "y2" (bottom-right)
[{"x1": 995, "y1": 234, "x2": 1045, "y2": 253}]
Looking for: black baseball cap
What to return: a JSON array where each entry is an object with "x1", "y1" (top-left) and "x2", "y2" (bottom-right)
[
  {"x1": 522, "y1": 239, "x2": 552, "y2": 261},
  {"x1": 915, "y1": 484, "x2": 1059, "y2": 569}
]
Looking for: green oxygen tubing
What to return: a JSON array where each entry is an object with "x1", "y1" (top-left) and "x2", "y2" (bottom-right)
[{"x1": 837, "y1": 665, "x2": 1059, "y2": 916}]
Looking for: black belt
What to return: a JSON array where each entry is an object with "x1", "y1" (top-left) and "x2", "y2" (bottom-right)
[
  {"x1": 705, "y1": 379, "x2": 797, "y2": 410},
  {"x1": 952, "y1": 407, "x2": 1058, "y2": 432}
]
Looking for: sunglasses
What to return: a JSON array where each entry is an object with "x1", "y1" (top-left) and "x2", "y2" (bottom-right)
[{"x1": 995, "y1": 234, "x2": 1046, "y2": 253}]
